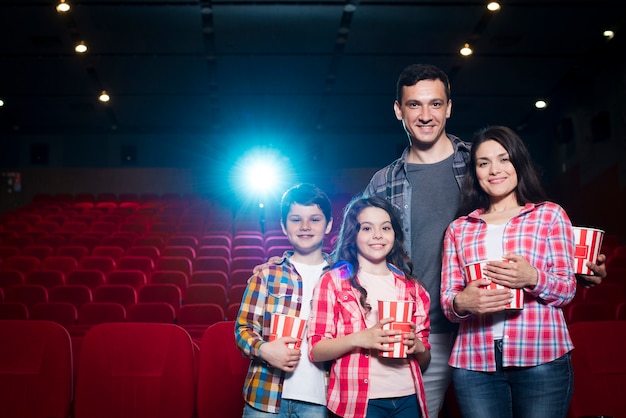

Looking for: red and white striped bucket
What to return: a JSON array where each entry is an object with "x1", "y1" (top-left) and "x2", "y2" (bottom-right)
[
  {"x1": 378, "y1": 300, "x2": 413, "y2": 358},
  {"x1": 573, "y1": 226, "x2": 604, "y2": 275},
  {"x1": 465, "y1": 260, "x2": 524, "y2": 310},
  {"x1": 269, "y1": 313, "x2": 306, "y2": 349}
]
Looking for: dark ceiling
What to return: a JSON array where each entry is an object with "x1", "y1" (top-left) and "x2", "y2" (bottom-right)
[{"x1": 1, "y1": 1, "x2": 625, "y2": 168}]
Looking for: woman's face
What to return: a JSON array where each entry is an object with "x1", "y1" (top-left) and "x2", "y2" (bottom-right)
[{"x1": 474, "y1": 139, "x2": 518, "y2": 203}]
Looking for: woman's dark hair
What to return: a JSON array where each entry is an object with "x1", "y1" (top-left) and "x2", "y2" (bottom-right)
[
  {"x1": 331, "y1": 195, "x2": 413, "y2": 312},
  {"x1": 457, "y1": 125, "x2": 548, "y2": 217}
]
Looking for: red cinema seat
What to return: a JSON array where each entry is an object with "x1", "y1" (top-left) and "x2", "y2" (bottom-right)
[
  {"x1": 0, "y1": 270, "x2": 25, "y2": 290},
  {"x1": 568, "y1": 321, "x2": 626, "y2": 417},
  {"x1": 107, "y1": 269, "x2": 147, "y2": 291},
  {"x1": 0, "y1": 320, "x2": 73, "y2": 418},
  {"x1": 0, "y1": 302, "x2": 29, "y2": 320},
  {"x1": 156, "y1": 256, "x2": 192, "y2": 279},
  {"x1": 79, "y1": 255, "x2": 116, "y2": 275},
  {"x1": 138, "y1": 283, "x2": 182, "y2": 317},
  {"x1": 25, "y1": 270, "x2": 65, "y2": 289},
  {"x1": 49, "y1": 284, "x2": 93, "y2": 310},
  {"x1": 74, "y1": 323, "x2": 196, "y2": 418},
  {"x1": 3, "y1": 255, "x2": 40, "y2": 275},
  {"x1": 127, "y1": 302, "x2": 176, "y2": 324},
  {"x1": 116, "y1": 255, "x2": 154, "y2": 275},
  {"x1": 125, "y1": 245, "x2": 161, "y2": 262},
  {"x1": 190, "y1": 270, "x2": 228, "y2": 288},
  {"x1": 4, "y1": 284, "x2": 48, "y2": 309},
  {"x1": 150, "y1": 270, "x2": 188, "y2": 294},
  {"x1": 93, "y1": 284, "x2": 137, "y2": 309},
  {"x1": 77, "y1": 302, "x2": 126, "y2": 326},
  {"x1": 66, "y1": 269, "x2": 106, "y2": 291},
  {"x1": 177, "y1": 303, "x2": 225, "y2": 340},
  {"x1": 41, "y1": 255, "x2": 79, "y2": 275},
  {"x1": 30, "y1": 302, "x2": 78, "y2": 328},
  {"x1": 196, "y1": 321, "x2": 250, "y2": 418},
  {"x1": 184, "y1": 283, "x2": 227, "y2": 310},
  {"x1": 91, "y1": 245, "x2": 126, "y2": 261}
]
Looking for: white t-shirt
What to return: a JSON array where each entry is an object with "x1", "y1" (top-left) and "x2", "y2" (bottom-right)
[
  {"x1": 485, "y1": 223, "x2": 506, "y2": 339},
  {"x1": 281, "y1": 260, "x2": 327, "y2": 405},
  {"x1": 358, "y1": 269, "x2": 414, "y2": 400}
]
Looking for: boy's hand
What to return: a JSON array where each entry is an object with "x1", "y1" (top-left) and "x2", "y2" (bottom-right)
[{"x1": 259, "y1": 337, "x2": 301, "y2": 372}]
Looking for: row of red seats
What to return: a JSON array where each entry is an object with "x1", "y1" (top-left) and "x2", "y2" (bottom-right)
[
  {"x1": 564, "y1": 282, "x2": 626, "y2": 323},
  {"x1": 0, "y1": 320, "x2": 250, "y2": 418}
]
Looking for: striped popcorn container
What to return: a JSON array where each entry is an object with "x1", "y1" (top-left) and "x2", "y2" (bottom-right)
[
  {"x1": 269, "y1": 313, "x2": 306, "y2": 349},
  {"x1": 573, "y1": 226, "x2": 604, "y2": 275},
  {"x1": 378, "y1": 300, "x2": 413, "y2": 358},
  {"x1": 465, "y1": 260, "x2": 524, "y2": 310}
]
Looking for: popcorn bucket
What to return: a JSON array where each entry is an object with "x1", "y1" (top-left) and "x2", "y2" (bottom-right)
[
  {"x1": 268, "y1": 313, "x2": 306, "y2": 349},
  {"x1": 378, "y1": 300, "x2": 413, "y2": 358},
  {"x1": 465, "y1": 260, "x2": 524, "y2": 310},
  {"x1": 572, "y1": 226, "x2": 605, "y2": 275}
]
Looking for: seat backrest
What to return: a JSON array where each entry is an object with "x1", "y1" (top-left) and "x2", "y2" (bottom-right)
[
  {"x1": 93, "y1": 284, "x2": 137, "y2": 309},
  {"x1": 196, "y1": 321, "x2": 250, "y2": 418},
  {"x1": 66, "y1": 269, "x2": 106, "y2": 290},
  {"x1": 0, "y1": 270, "x2": 25, "y2": 290},
  {"x1": 184, "y1": 283, "x2": 227, "y2": 308},
  {"x1": 30, "y1": 302, "x2": 78, "y2": 327},
  {"x1": 138, "y1": 283, "x2": 182, "y2": 316},
  {"x1": 156, "y1": 256, "x2": 192, "y2": 278},
  {"x1": 107, "y1": 269, "x2": 147, "y2": 290},
  {"x1": 0, "y1": 320, "x2": 73, "y2": 418},
  {"x1": 116, "y1": 255, "x2": 154, "y2": 274},
  {"x1": 189, "y1": 270, "x2": 228, "y2": 288},
  {"x1": 79, "y1": 255, "x2": 117, "y2": 275},
  {"x1": 177, "y1": 303, "x2": 225, "y2": 326},
  {"x1": 74, "y1": 322, "x2": 196, "y2": 418},
  {"x1": 91, "y1": 245, "x2": 126, "y2": 260},
  {"x1": 5, "y1": 284, "x2": 48, "y2": 309},
  {"x1": 568, "y1": 321, "x2": 626, "y2": 417},
  {"x1": 150, "y1": 270, "x2": 188, "y2": 293},
  {"x1": 0, "y1": 302, "x2": 29, "y2": 320},
  {"x1": 3, "y1": 255, "x2": 41, "y2": 275},
  {"x1": 127, "y1": 302, "x2": 176, "y2": 324},
  {"x1": 25, "y1": 270, "x2": 65, "y2": 289},
  {"x1": 192, "y1": 256, "x2": 230, "y2": 275},
  {"x1": 41, "y1": 255, "x2": 79, "y2": 274},
  {"x1": 49, "y1": 284, "x2": 93, "y2": 309},
  {"x1": 78, "y1": 302, "x2": 126, "y2": 325}
]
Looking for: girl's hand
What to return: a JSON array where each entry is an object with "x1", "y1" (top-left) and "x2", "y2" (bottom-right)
[{"x1": 353, "y1": 317, "x2": 403, "y2": 352}]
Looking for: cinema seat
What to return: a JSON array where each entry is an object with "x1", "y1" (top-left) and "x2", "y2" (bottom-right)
[
  {"x1": 567, "y1": 321, "x2": 626, "y2": 417},
  {"x1": 74, "y1": 322, "x2": 196, "y2": 418},
  {"x1": 0, "y1": 320, "x2": 73, "y2": 418},
  {"x1": 196, "y1": 321, "x2": 250, "y2": 418}
]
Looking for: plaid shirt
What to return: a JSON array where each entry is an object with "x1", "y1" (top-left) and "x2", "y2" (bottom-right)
[
  {"x1": 441, "y1": 202, "x2": 576, "y2": 372},
  {"x1": 235, "y1": 251, "x2": 329, "y2": 413},
  {"x1": 308, "y1": 263, "x2": 431, "y2": 418},
  {"x1": 363, "y1": 134, "x2": 471, "y2": 259}
]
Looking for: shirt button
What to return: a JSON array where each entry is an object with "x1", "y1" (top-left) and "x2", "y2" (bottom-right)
[
  {"x1": 504, "y1": 335, "x2": 509, "y2": 339},
  {"x1": 364, "y1": 379, "x2": 368, "y2": 384},
  {"x1": 343, "y1": 295, "x2": 348, "y2": 300}
]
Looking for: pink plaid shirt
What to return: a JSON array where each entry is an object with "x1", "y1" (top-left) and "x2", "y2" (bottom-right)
[
  {"x1": 441, "y1": 202, "x2": 576, "y2": 372},
  {"x1": 308, "y1": 263, "x2": 431, "y2": 418}
]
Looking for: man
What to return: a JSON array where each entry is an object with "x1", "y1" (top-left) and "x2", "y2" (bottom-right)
[{"x1": 364, "y1": 63, "x2": 606, "y2": 417}]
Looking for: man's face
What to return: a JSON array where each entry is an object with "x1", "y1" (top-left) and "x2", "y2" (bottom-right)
[{"x1": 394, "y1": 79, "x2": 452, "y2": 148}]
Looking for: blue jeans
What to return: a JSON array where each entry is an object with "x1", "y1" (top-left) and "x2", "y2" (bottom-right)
[
  {"x1": 366, "y1": 394, "x2": 421, "y2": 418},
  {"x1": 243, "y1": 400, "x2": 328, "y2": 418},
  {"x1": 452, "y1": 340, "x2": 573, "y2": 418}
]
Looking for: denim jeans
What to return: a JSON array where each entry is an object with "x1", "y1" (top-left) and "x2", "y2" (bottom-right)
[
  {"x1": 242, "y1": 400, "x2": 328, "y2": 418},
  {"x1": 452, "y1": 340, "x2": 573, "y2": 418},
  {"x1": 366, "y1": 394, "x2": 421, "y2": 418}
]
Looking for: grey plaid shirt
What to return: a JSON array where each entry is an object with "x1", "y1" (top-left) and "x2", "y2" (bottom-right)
[{"x1": 363, "y1": 134, "x2": 472, "y2": 260}]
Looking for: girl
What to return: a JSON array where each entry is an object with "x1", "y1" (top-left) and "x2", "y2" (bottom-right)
[
  {"x1": 441, "y1": 126, "x2": 576, "y2": 418},
  {"x1": 308, "y1": 195, "x2": 431, "y2": 418}
]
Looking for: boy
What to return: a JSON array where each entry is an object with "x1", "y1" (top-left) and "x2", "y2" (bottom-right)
[{"x1": 235, "y1": 183, "x2": 333, "y2": 417}]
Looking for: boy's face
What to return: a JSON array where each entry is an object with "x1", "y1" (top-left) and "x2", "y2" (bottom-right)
[{"x1": 281, "y1": 203, "x2": 332, "y2": 257}]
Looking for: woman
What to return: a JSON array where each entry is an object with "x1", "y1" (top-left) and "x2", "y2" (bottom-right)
[{"x1": 441, "y1": 126, "x2": 576, "y2": 418}]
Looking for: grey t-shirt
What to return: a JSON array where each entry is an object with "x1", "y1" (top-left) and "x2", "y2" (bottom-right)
[{"x1": 406, "y1": 154, "x2": 460, "y2": 334}]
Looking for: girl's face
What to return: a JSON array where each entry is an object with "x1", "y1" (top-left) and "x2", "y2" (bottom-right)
[
  {"x1": 475, "y1": 139, "x2": 519, "y2": 204},
  {"x1": 355, "y1": 206, "x2": 395, "y2": 267}
]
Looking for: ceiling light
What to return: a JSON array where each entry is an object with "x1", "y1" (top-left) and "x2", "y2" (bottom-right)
[
  {"x1": 56, "y1": 0, "x2": 70, "y2": 13},
  {"x1": 487, "y1": 2, "x2": 501, "y2": 12},
  {"x1": 535, "y1": 100, "x2": 547, "y2": 109},
  {"x1": 74, "y1": 41, "x2": 87, "y2": 54},
  {"x1": 344, "y1": 4, "x2": 357, "y2": 13},
  {"x1": 99, "y1": 91, "x2": 110, "y2": 103},
  {"x1": 0, "y1": 99, "x2": 4, "y2": 107},
  {"x1": 603, "y1": 30, "x2": 615, "y2": 40},
  {"x1": 460, "y1": 43, "x2": 473, "y2": 56}
]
